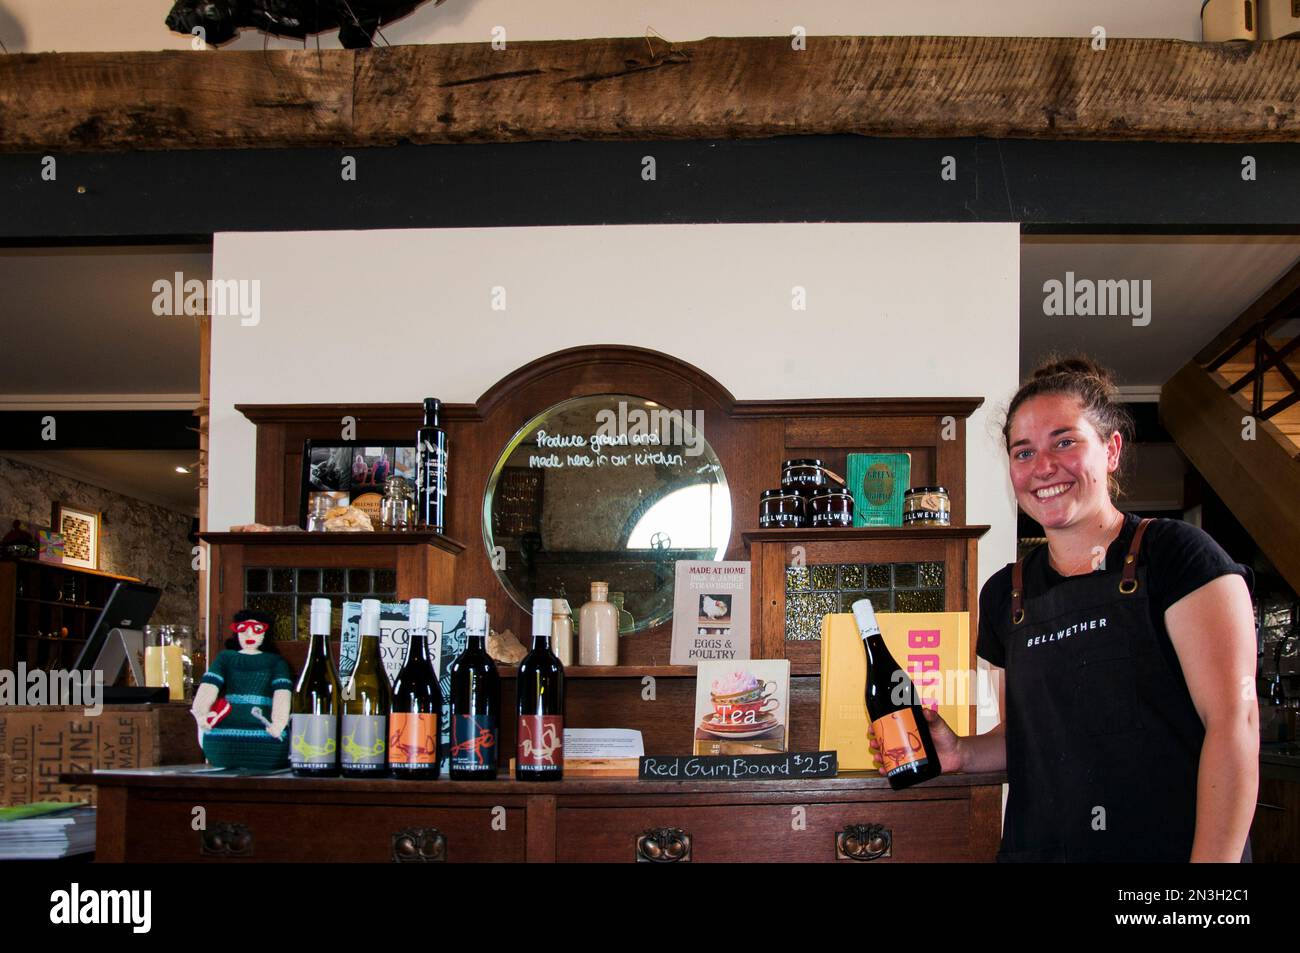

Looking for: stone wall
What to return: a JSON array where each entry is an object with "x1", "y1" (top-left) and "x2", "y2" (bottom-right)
[{"x1": 0, "y1": 456, "x2": 197, "y2": 627}]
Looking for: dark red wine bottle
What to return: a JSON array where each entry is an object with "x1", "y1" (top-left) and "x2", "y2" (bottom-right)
[{"x1": 516, "y1": 598, "x2": 565, "y2": 782}]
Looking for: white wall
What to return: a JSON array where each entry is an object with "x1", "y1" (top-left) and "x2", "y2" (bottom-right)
[
  {"x1": 211, "y1": 222, "x2": 1019, "y2": 567},
  {"x1": 211, "y1": 223, "x2": 1020, "y2": 731},
  {"x1": 2, "y1": 0, "x2": 1206, "y2": 52}
]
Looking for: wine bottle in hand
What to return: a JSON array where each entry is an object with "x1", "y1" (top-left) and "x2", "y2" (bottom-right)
[{"x1": 854, "y1": 598, "x2": 941, "y2": 790}]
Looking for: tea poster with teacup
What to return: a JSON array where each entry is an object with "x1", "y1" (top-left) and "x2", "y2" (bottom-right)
[
  {"x1": 692, "y1": 660, "x2": 790, "y2": 755},
  {"x1": 670, "y1": 561, "x2": 752, "y2": 666}
]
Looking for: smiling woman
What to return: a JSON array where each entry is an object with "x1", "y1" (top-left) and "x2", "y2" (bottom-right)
[
  {"x1": 869, "y1": 355, "x2": 1261, "y2": 863},
  {"x1": 992, "y1": 357, "x2": 1257, "y2": 861}
]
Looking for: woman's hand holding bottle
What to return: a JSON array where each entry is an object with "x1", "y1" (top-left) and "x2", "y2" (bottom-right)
[{"x1": 867, "y1": 707, "x2": 965, "y2": 775}]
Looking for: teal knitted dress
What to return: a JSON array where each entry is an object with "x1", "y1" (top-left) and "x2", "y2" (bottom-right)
[{"x1": 199, "y1": 650, "x2": 294, "y2": 770}]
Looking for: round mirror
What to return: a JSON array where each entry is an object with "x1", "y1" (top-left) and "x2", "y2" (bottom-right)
[{"x1": 483, "y1": 395, "x2": 731, "y2": 633}]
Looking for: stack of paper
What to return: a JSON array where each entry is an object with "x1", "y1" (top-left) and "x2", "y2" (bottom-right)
[
  {"x1": 0, "y1": 803, "x2": 96, "y2": 859},
  {"x1": 507, "y1": 729, "x2": 646, "y2": 778}
]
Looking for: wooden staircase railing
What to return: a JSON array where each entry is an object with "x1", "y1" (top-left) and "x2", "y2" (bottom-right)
[
  {"x1": 1205, "y1": 318, "x2": 1300, "y2": 455},
  {"x1": 1161, "y1": 361, "x2": 1300, "y2": 593}
]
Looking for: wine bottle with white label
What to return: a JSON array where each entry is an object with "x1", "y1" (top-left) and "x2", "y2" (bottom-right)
[
  {"x1": 516, "y1": 597, "x2": 565, "y2": 782},
  {"x1": 389, "y1": 598, "x2": 442, "y2": 779},
  {"x1": 341, "y1": 599, "x2": 390, "y2": 778},
  {"x1": 290, "y1": 598, "x2": 341, "y2": 777},
  {"x1": 854, "y1": 598, "x2": 941, "y2": 790}
]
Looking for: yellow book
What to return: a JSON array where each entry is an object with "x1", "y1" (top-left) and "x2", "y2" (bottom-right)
[{"x1": 818, "y1": 611, "x2": 971, "y2": 771}]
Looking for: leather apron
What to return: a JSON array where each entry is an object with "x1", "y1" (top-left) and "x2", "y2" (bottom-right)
[{"x1": 998, "y1": 518, "x2": 1209, "y2": 862}]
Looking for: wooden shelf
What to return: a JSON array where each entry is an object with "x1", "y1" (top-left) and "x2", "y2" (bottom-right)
[
  {"x1": 200, "y1": 530, "x2": 466, "y2": 556},
  {"x1": 67, "y1": 766, "x2": 1008, "y2": 796},
  {"x1": 498, "y1": 665, "x2": 696, "y2": 679},
  {"x1": 9, "y1": 558, "x2": 138, "y2": 582},
  {"x1": 743, "y1": 525, "x2": 990, "y2": 545},
  {"x1": 17, "y1": 597, "x2": 104, "y2": 610}
]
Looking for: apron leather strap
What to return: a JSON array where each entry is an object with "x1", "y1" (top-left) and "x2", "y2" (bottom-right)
[
  {"x1": 1119, "y1": 517, "x2": 1154, "y2": 594},
  {"x1": 1011, "y1": 557, "x2": 1026, "y2": 625},
  {"x1": 1011, "y1": 516, "x2": 1155, "y2": 623}
]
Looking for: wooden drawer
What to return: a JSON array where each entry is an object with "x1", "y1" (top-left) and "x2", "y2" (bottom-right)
[
  {"x1": 124, "y1": 796, "x2": 526, "y2": 862},
  {"x1": 556, "y1": 798, "x2": 975, "y2": 863}
]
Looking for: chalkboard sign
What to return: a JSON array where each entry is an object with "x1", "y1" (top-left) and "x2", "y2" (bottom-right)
[{"x1": 639, "y1": 751, "x2": 837, "y2": 781}]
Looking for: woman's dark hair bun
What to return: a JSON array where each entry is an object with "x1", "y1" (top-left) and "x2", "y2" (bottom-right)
[{"x1": 1030, "y1": 356, "x2": 1114, "y2": 386}]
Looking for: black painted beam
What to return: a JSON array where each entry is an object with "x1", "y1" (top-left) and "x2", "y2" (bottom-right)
[
  {"x1": 1, "y1": 137, "x2": 1297, "y2": 243},
  {"x1": 0, "y1": 411, "x2": 199, "y2": 450}
]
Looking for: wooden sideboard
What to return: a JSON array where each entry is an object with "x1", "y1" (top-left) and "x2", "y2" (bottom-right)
[
  {"x1": 155, "y1": 346, "x2": 1006, "y2": 865},
  {"x1": 70, "y1": 767, "x2": 1006, "y2": 863}
]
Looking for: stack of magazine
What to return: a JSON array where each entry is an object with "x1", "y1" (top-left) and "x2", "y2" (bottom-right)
[{"x1": 0, "y1": 803, "x2": 96, "y2": 860}]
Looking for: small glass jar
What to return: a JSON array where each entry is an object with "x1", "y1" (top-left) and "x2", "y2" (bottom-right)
[
  {"x1": 609, "y1": 591, "x2": 635, "y2": 634},
  {"x1": 809, "y1": 486, "x2": 855, "y2": 528},
  {"x1": 379, "y1": 475, "x2": 415, "y2": 530},
  {"x1": 903, "y1": 486, "x2": 951, "y2": 526},
  {"x1": 165, "y1": 624, "x2": 197, "y2": 701},
  {"x1": 306, "y1": 494, "x2": 334, "y2": 532},
  {"x1": 759, "y1": 488, "x2": 807, "y2": 528},
  {"x1": 551, "y1": 599, "x2": 574, "y2": 667}
]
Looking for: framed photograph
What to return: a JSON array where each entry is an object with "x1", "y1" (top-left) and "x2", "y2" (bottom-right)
[
  {"x1": 298, "y1": 440, "x2": 417, "y2": 528},
  {"x1": 52, "y1": 503, "x2": 100, "y2": 570}
]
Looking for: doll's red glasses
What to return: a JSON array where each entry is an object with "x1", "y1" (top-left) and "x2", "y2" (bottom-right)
[{"x1": 230, "y1": 620, "x2": 269, "y2": 636}]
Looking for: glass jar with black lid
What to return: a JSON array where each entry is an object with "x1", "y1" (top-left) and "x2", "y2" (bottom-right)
[
  {"x1": 759, "y1": 488, "x2": 807, "y2": 528},
  {"x1": 781, "y1": 459, "x2": 833, "y2": 496},
  {"x1": 809, "y1": 485, "x2": 855, "y2": 528}
]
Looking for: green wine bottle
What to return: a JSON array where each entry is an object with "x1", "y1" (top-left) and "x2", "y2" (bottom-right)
[
  {"x1": 290, "y1": 598, "x2": 342, "y2": 777},
  {"x1": 341, "y1": 599, "x2": 390, "y2": 778}
]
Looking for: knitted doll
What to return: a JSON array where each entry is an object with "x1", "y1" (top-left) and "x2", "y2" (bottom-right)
[{"x1": 191, "y1": 609, "x2": 294, "y2": 770}]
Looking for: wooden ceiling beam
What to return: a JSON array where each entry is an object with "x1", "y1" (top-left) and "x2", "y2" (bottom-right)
[{"x1": 2, "y1": 35, "x2": 1299, "y2": 153}]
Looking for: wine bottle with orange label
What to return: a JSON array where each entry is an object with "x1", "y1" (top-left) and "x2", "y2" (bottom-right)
[
  {"x1": 389, "y1": 598, "x2": 442, "y2": 780},
  {"x1": 853, "y1": 598, "x2": 942, "y2": 790}
]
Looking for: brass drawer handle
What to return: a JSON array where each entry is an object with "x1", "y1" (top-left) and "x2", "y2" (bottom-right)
[
  {"x1": 837, "y1": 823, "x2": 892, "y2": 861},
  {"x1": 392, "y1": 827, "x2": 447, "y2": 863},
  {"x1": 637, "y1": 827, "x2": 692, "y2": 863},
  {"x1": 200, "y1": 822, "x2": 253, "y2": 857}
]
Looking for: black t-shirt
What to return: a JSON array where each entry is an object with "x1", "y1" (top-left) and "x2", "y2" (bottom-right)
[{"x1": 978, "y1": 512, "x2": 1252, "y2": 670}]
